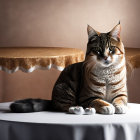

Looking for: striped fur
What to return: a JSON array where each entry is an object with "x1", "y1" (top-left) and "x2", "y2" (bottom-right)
[{"x1": 52, "y1": 23, "x2": 127, "y2": 114}]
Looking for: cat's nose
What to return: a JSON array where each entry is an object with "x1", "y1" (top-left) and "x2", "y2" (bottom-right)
[{"x1": 104, "y1": 56, "x2": 108, "y2": 60}]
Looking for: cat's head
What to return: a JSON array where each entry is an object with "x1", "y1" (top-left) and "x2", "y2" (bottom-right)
[{"x1": 86, "y1": 22, "x2": 125, "y2": 67}]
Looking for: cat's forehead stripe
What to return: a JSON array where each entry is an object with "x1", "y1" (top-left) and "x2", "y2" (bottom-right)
[{"x1": 98, "y1": 34, "x2": 111, "y2": 51}]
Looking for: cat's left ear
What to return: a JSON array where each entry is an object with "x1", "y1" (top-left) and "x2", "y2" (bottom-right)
[
  {"x1": 87, "y1": 25, "x2": 98, "y2": 39},
  {"x1": 109, "y1": 22, "x2": 121, "y2": 41}
]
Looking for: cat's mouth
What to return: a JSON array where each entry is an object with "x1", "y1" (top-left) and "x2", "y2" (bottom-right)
[
  {"x1": 104, "y1": 60, "x2": 110, "y2": 65},
  {"x1": 101, "y1": 60, "x2": 112, "y2": 67}
]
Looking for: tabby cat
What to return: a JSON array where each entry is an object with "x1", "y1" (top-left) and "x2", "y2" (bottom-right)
[{"x1": 10, "y1": 22, "x2": 127, "y2": 115}]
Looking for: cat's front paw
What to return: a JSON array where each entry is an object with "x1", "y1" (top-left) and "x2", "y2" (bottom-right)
[
  {"x1": 115, "y1": 105, "x2": 127, "y2": 114},
  {"x1": 100, "y1": 104, "x2": 115, "y2": 115}
]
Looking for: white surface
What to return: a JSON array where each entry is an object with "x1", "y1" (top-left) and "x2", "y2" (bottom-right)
[{"x1": 0, "y1": 102, "x2": 140, "y2": 124}]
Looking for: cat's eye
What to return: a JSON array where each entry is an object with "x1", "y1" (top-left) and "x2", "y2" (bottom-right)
[
  {"x1": 109, "y1": 49, "x2": 113, "y2": 53},
  {"x1": 109, "y1": 46, "x2": 115, "y2": 54},
  {"x1": 97, "y1": 51, "x2": 100, "y2": 54}
]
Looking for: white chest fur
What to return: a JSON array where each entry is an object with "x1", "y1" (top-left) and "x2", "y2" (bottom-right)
[{"x1": 90, "y1": 57, "x2": 127, "y2": 102}]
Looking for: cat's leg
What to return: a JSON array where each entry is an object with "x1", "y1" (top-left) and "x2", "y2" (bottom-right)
[
  {"x1": 80, "y1": 86, "x2": 114, "y2": 114},
  {"x1": 88, "y1": 98, "x2": 115, "y2": 115},
  {"x1": 52, "y1": 83, "x2": 77, "y2": 112},
  {"x1": 112, "y1": 95, "x2": 127, "y2": 114},
  {"x1": 108, "y1": 77, "x2": 128, "y2": 114},
  {"x1": 108, "y1": 65, "x2": 128, "y2": 114}
]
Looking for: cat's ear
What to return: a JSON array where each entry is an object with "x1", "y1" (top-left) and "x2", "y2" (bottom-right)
[
  {"x1": 109, "y1": 22, "x2": 121, "y2": 41},
  {"x1": 87, "y1": 25, "x2": 98, "y2": 39}
]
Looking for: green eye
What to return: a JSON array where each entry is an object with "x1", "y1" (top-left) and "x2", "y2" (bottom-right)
[
  {"x1": 109, "y1": 46, "x2": 115, "y2": 53},
  {"x1": 109, "y1": 48, "x2": 112, "y2": 52}
]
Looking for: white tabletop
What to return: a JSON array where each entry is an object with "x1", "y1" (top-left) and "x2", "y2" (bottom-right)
[
  {"x1": 0, "y1": 102, "x2": 140, "y2": 124},
  {"x1": 0, "y1": 102, "x2": 140, "y2": 140}
]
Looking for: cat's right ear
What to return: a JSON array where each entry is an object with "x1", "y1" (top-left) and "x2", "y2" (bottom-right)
[
  {"x1": 109, "y1": 22, "x2": 121, "y2": 41},
  {"x1": 87, "y1": 25, "x2": 98, "y2": 39}
]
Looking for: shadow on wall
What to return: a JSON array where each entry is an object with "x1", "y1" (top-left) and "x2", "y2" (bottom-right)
[{"x1": 127, "y1": 69, "x2": 140, "y2": 103}]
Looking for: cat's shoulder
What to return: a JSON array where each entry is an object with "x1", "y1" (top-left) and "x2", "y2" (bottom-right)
[{"x1": 63, "y1": 62, "x2": 84, "y2": 73}]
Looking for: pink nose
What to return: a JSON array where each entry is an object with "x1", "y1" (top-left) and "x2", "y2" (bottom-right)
[{"x1": 104, "y1": 56, "x2": 108, "y2": 60}]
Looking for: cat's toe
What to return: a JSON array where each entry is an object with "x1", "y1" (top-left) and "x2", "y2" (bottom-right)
[
  {"x1": 85, "y1": 108, "x2": 96, "y2": 115},
  {"x1": 100, "y1": 104, "x2": 115, "y2": 115},
  {"x1": 115, "y1": 105, "x2": 127, "y2": 114},
  {"x1": 74, "y1": 106, "x2": 85, "y2": 115},
  {"x1": 69, "y1": 107, "x2": 75, "y2": 114}
]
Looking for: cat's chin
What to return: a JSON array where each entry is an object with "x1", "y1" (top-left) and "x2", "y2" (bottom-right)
[{"x1": 102, "y1": 63, "x2": 112, "y2": 67}]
